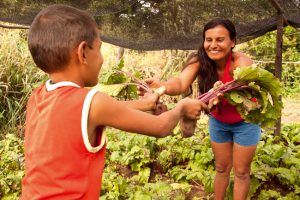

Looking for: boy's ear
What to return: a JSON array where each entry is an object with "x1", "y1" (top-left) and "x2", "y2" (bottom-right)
[{"x1": 77, "y1": 41, "x2": 88, "y2": 65}]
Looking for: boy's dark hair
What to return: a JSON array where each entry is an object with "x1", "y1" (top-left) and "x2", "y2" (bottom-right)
[{"x1": 28, "y1": 4, "x2": 98, "y2": 73}]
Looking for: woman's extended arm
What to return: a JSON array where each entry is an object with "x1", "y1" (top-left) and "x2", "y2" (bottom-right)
[{"x1": 140, "y1": 60, "x2": 200, "y2": 96}]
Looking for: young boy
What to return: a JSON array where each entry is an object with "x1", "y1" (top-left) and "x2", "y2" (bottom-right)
[{"x1": 20, "y1": 4, "x2": 210, "y2": 199}]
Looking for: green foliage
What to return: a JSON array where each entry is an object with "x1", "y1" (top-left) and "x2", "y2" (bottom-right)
[
  {"x1": 281, "y1": 63, "x2": 300, "y2": 96},
  {"x1": 100, "y1": 123, "x2": 300, "y2": 199},
  {"x1": 100, "y1": 169, "x2": 128, "y2": 200},
  {"x1": 225, "y1": 65, "x2": 283, "y2": 128},
  {"x1": 257, "y1": 189, "x2": 300, "y2": 200},
  {"x1": 106, "y1": 130, "x2": 157, "y2": 172},
  {"x1": 257, "y1": 189, "x2": 281, "y2": 200},
  {"x1": 95, "y1": 59, "x2": 139, "y2": 99},
  {"x1": 1, "y1": 23, "x2": 299, "y2": 200},
  {"x1": 1, "y1": 116, "x2": 300, "y2": 199},
  {"x1": 240, "y1": 26, "x2": 300, "y2": 97},
  {"x1": 0, "y1": 28, "x2": 47, "y2": 137},
  {"x1": 0, "y1": 134, "x2": 24, "y2": 199},
  {"x1": 251, "y1": 124, "x2": 300, "y2": 198}
]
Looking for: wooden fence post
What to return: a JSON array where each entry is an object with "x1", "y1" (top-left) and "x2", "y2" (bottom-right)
[{"x1": 274, "y1": 13, "x2": 284, "y2": 137}]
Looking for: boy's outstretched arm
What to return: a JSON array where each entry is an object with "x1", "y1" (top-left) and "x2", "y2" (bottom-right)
[
  {"x1": 120, "y1": 86, "x2": 166, "y2": 112},
  {"x1": 119, "y1": 92, "x2": 160, "y2": 112},
  {"x1": 88, "y1": 92, "x2": 208, "y2": 138}
]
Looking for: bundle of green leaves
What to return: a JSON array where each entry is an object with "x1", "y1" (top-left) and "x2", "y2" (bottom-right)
[
  {"x1": 95, "y1": 66, "x2": 168, "y2": 115},
  {"x1": 198, "y1": 65, "x2": 283, "y2": 128}
]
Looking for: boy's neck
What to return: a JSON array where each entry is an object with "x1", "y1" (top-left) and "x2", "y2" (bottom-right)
[{"x1": 49, "y1": 67, "x2": 84, "y2": 87}]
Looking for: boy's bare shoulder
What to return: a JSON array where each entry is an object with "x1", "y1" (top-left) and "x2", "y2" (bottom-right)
[
  {"x1": 87, "y1": 91, "x2": 120, "y2": 127},
  {"x1": 90, "y1": 91, "x2": 116, "y2": 110}
]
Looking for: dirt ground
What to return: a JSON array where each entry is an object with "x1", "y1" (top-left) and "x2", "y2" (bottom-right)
[{"x1": 281, "y1": 95, "x2": 300, "y2": 123}]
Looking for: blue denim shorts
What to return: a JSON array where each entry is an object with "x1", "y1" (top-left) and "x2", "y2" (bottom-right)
[{"x1": 209, "y1": 115, "x2": 261, "y2": 146}]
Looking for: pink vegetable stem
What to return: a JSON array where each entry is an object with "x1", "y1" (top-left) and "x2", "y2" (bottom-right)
[{"x1": 197, "y1": 80, "x2": 246, "y2": 103}]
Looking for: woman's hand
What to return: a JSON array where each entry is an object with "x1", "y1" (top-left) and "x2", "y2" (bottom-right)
[
  {"x1": 213, "y1": 80, "x2": 223, "y2": 89},
  {"x1": 207, "y1": 81, "x2": 224, "y2": 113},
  {"x1": 138, "y1": 78, "x2": 163, "y2": 96},
  {"x1": 207, "y1": 93, "x2": 223, "y2": 113}
]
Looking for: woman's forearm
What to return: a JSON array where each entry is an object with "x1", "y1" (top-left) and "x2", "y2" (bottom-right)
[{"x1": 163, "y1": 77, "x2": 189, "y2": 96}]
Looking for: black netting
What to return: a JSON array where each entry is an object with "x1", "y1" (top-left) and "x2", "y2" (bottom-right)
[{"x1": 0, "y1": 0, "x2": 299, "y2": 50}]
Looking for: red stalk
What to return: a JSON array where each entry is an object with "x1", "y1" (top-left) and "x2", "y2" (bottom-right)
[{"x1": 197, "y1": 80, "x2": 247, "y2": 103}]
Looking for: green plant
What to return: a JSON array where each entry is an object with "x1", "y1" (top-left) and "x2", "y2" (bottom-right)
[
  {"x1": 0, "y1": 28, "x2": 46, "y2": 138},
  {"x1": 198, "y1": 65, "x2": 283, "y2": 128},
  {"x1": 239, "y1": 26, "x2": 300, "y2": 97},
  {"x1": 96, "y1": 59, "x2": 140, "y2": 100},
  {"x1": 0, "y1": 134, "x2": 24, "y2": 199},
  {"x1": 1, "y1": 24, "x2": 300, "y2": 200}
]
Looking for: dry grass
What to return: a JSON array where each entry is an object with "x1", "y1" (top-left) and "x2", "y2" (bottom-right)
[{"x1": 0, "y1": 28, "x2": 46, "y2": 137}]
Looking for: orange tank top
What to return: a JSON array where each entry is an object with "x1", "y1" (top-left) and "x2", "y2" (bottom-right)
[
  {"x1": 21, "y1": 81, "x2": 106, "y2": 200},
  {"x1": 210, "y1": 53, "x2": 243, "y2": 124}
]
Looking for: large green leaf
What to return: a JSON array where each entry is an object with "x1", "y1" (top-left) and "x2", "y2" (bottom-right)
[
  {"x1": 94, "y1": 83, "x2": 126, "y2": 97},
  {"x1": 225, "y1": 65, "x2": 283, "y2": 128}
]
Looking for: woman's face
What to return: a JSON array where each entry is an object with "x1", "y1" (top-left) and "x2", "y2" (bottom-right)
[{"x1": 203, "y1": 25, "x2": 235, "y2": 61}]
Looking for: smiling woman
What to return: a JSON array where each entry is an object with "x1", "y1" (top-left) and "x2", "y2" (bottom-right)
[
  {"x1": 203, "y1": 25, "x2": 235, "y2": 62},
  {"x1": 138, "y1": 18, "x2": 262, "y2": 199}
]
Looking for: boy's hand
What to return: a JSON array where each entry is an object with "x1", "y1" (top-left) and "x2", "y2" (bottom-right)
[
  {"x1": 177, "y1": 98, "x2": 208, "y2": 138},
  {"x1": 138, "y1": 78, "x2": 163, "y2": 96},
  {"x1": 179, "y1": 98, "x2": 209, "y2": 120},
  {"x1": 153, "y1": 101, "x2": 168, "y2": 115},
  {"x1": 142, "y1": 92, "x2": 160, "y2": 110}
]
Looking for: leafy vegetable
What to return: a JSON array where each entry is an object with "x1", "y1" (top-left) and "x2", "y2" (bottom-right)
[
  {"x1": 198, "y1": 65, "x2": 283, "y2": 128},
  {"x1": 95, "y1": 68, "x2": 168, "y2": 114}
]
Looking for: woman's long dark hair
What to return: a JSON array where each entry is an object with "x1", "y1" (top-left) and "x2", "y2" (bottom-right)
[{"x1": 186, "y1": 18, "x2": 236, "y2": 94}]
